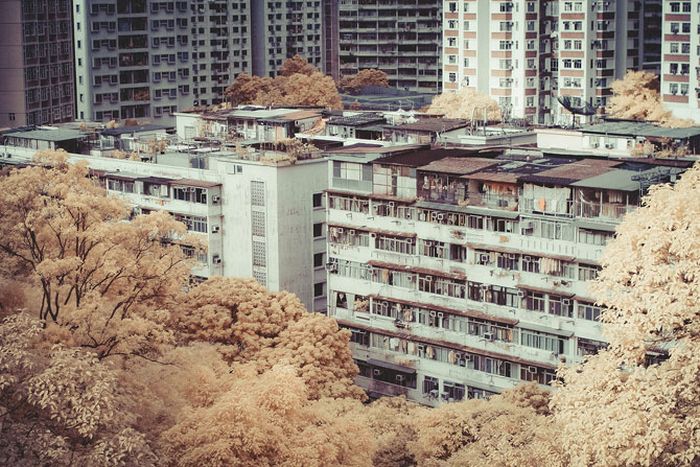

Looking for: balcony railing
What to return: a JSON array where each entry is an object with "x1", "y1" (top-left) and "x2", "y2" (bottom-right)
[
  {"x1": 466, "y1": 192, "x2": 518, "y2": 211},
  {"x1": 576, "y1": 201, "x2": 635, "y2": 222}
]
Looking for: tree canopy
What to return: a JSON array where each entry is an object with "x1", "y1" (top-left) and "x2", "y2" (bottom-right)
[
  {"x1": 552, "y1": 162, "x2": 700, "y2": 466},
  {"x1": 426, "y1": 87, "x2": 502, "y2": 122},
  {"x1": 607, "y1": 71, "x2": 694, "y2": 128},
  {"x1": 338, "y1": 69, "x2": 390, "y2": 94},
  {"x1": 225, "y1": 56, "x2": 342, "y2": 110}
]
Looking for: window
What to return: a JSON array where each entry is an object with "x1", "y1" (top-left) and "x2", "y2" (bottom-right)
[
  {"x1": 251, "y1": 180, "x2": 265, "y2": 206},
  {"x1": 312, "y1": 192, "x2": 323, "y2": 208},
  {"x1": 423, "y1": 376, "x2": 439, "y2": 395},
  {"x1": 577, "y1": 303, "x2": 601, "y2": 321},
  {"x1": 313, "y1": 222, "x2": 324, "y2": 238},
  {"x1": 251, "y1": 211, "x2": 265, "y2": 236},
  {"x1": 314, "y1": 252, "x2": 324, "y2": 268},
  {"x1": 252, "y1": 240, "x2": 266, "y2": 267},
  {"x1": 314, "y1": 282, "x2": 325, "y2": 298}
]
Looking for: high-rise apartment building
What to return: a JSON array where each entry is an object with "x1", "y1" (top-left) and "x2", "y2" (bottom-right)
[
  {"x1": 251, "y1": 1, "x2": 325, "y2": 77},
  {"x1": 660, "y1": 0, "x2": 700, "y2": 122},
  {"x1": 0, "y1": 0, "x2": 75, "y2": 128},
  {"x1": 324, "y1": 144, "x2": 688, "y2": 403},
  {"x1": 442, "y1": 0, "x2": 661, "y2": 125},
  {"x1": 323, "y1": 0, "x2": 340, "y2": 80},
  {"x1": 73, "y1": 0, "x2": 252, "y2": 123},
  {"x1": 338, "y1": 0, "x2": 443, "y2": 93}
]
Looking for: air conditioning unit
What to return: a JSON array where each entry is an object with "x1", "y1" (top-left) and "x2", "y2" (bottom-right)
[
  {"x1": 211, "y1": 225, "x2": 220, "y2": 233},
  {"x1": 528, "y1": 366, "x2": 538, "y2": 374},
  {"x1": 429, "y1": 310, "x2": 437, "y2": 317},
  {"x1": 395, "y1": 374, "x2": 405, "y2": 383},
  {"x1": 483, "y1": 332, "x2": 495, "y2": 341},
  {"x1": 325, "y1": 261, "x2": 338, "y2": 272},
  {"x1": 212, "y1": 255, "x2": 222, "y2": 264},
  {"x1": 349, "y1": 229, "x2": 355, "y2": 235},
  {"x1": 407, "y1": 237, "x2": 415, "y2": 244},
  {"x1": 211, "y1": 195, "x2": 220, "y2": 204},
  {"x1": 425, "y1": 275, "x2": 433, "y2": 282},
  {"x1": 337, "y1": 227, "x2": 344, "y2": 234},
  {"x1": 373, "y1": 369, "x2": 382, "y2": 376}
]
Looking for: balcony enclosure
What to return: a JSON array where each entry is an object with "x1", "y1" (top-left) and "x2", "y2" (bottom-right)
[
  {"x1": 417, "y1": 171, "x2": 518, "y2": 210},
  {"x1": 574, "y1": 187, "x2": 638, "y2": 221}
]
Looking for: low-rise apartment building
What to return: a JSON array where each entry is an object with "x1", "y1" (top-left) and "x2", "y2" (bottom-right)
[
  {"x1": 324, "y1": 144, "x2": 691, "y2": 403},
  {"x1": 1, "y1": 127, "x2": 328, "y2": 313}
]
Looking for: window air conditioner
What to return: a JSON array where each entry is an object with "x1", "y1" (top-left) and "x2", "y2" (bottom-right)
[
  {"x1": 483, "y1": 332, "x2": 495, "y2": 341},
  {"x1": 211, "y1": 225, "x2": 220, "y2": 233},
  {"x1": 212, "y1": 255, "x2": 222, "y2": 264},
  {"x1": 211, "y1": 195, "x2": 221, "y2": 204}
]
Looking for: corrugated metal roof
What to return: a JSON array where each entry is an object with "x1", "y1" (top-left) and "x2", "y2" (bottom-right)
[
  {"x1": 582, "y1": 121, "x2": 700, "y2": 139},
  {"x1": 571, "y1": 169, "x2": 640, "y2": 191},
  {"x1": 417, "y1": 157, "x2": 501, "y2": 174}
]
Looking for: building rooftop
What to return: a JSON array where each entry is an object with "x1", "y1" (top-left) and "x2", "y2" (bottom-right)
[
  {"x1": 417, "y1": 157, "x2": 501, "y2": 175},
  {"x1": 520, "y1": 158, "x2": 622, "y2": 185},
  {"x1": 582, "y1": 120, "x2": 700, "y2": 139},
  {"x1": 327, "y1": 113, "x2": 386, "y2": 127},
  {"x1": 101, "y1": 124, "x2": 170, "y2": 136},
  {"x1": 376, "y1": 148, "x2": 475, "y2": 167},
  {"x1": 571, "y1": 169, "x2": 642, "y2": 192},
  {"x1": 384, "y1": 118, "x2": 469, "y2": 133},
  {"x1": 4, "y1": 128, "x2": 86, "y2": 142}
]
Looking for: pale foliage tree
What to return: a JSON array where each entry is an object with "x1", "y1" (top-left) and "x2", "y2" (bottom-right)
[
  {"x1": 0, "y1": 151, "x2": 197, "y2": 359},
  {"x1": 552, "y1": 163, "x2": 700, "y2": 466},
  {"x1": 278, "y1": 54, "x2": 319, "y2": 77},
  {"x1": 172, "y1": 277, "x2": 363, "y2": 399},
  {"x1": 361, "y1": 396, "x2": 423, "y2": 467},
  {"x1": 427, "y1": 88, "x2": 502, "y2": 122},
  {"x1": 226, "y1": 71, "x2": 342, "y2": 110},
  {"x1": 410, "y1": 394, "x2": 564, "y2": 467},
  {"x1": 0, "y1": 314, "x2": 156, "y2": 466},
  {"x1": 339, "y1": 69, "x2": 390, "y2": 94},
  {"x1": 159, "y1": 365, "x2": 373, "y2": 467},
  {"x1": 607, "y1": 71, "x2": 695, "y2": 128}
]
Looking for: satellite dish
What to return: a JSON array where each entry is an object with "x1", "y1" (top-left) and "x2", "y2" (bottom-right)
[{"x1": 557, "y1": 96, "x2": 596, "y2": 116}]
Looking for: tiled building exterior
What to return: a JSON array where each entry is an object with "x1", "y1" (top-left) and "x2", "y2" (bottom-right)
[
  {"x1": 660, "y1": 0, "x2": 700, "y2": 122},
  {"x1": 442, "y1": 0, "x2": 664, "y2": 125}
]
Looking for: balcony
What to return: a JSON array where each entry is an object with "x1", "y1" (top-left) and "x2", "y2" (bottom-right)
[
  {"x1": 575, "y1": 201, "x2": 635, "y2": 223},
  {"x1": 355, "y1": 376, "x2": 410, "y2": 397},
  {"x1": 466, "y1": 192, "x2": 518, "y2": 211}
]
